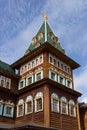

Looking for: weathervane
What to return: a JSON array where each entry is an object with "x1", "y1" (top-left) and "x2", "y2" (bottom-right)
[{"x1": 42, "y1": 13, "x2": 48, "y2": 21}]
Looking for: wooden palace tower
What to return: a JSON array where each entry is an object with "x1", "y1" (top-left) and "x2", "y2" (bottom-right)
[{"x1": 0, "y1": 14, "x2": 81, "y2": 130}]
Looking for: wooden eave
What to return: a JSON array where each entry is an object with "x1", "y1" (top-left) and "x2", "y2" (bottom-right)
[
  {"x1": 0, "y1": 122, "x2": 57, "y2": 130},
  {"x1": 11, "y1": 43, "x2": 80, "y2": 70},
  {"x1": 17, "y1": 78, "x2": 81, "y2": 98},
  {"x1": 0, "y1": 87, "x2": 17, "y2": 98},
  {"x1": 0, "y1": 70, "x2": 20, "y2": 80}
]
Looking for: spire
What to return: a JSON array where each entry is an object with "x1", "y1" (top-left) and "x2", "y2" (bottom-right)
[
  {"x1": 42, "y1": 13, "x2": 48, "y2": 42},
  {"x1": 25, "y1": 14, "x2": 65, "y2": 55}
]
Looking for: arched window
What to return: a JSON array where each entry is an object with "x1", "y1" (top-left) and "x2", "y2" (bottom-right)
[
  {"x1": 25, "y1": 95, "x2": 33, "y2": 114},
  {"x1": 69, "y1": 100, "x2": 76, "y2": 117},
  {"x1": 61, "y1": 96, "x2": 68, "y2": 115},
  {"x1": 17, "y1": 99, "x2": 24, "y2": 117},
  {"x1": 51, "y1": 93, "x2": 59, "y2": 112},
  {"x1": 0, "y1": 99, "x2": 3, "y2": 115},
  {"x1": 35, "y1": 92, "x2": 43, "y2": 112}
]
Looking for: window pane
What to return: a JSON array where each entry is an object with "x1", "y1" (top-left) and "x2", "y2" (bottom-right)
[
  {"x1": 67, "y1": 80, "x2": 71, "y2": 87},
  {"x1": 51, "y1": 72, "x2": 55, "y2": 80},
  {"x1": 28, "y1": 77, "x2": 32, "y2": 85},
  {"x1": 70, "y1": 105, "x2": 75, "y2": 116},
  {"x1": 6, "y1": 82, "x2": 10, "y2": 89},
  {"x1": 27, "y1": 101, "x2": 32, "y2": 113},
  {"x1": 20, "y1": 81, "x2": 23, "y2": 88},
  {"x1": 6, "y1": 107, "x2": 12, "y2": 115},
  {"x1": 37, "y1": 98, "x2": 42, "y2": 111},
  {"x1": 37, "y1": 73, "x2": 41, "y2": 81},
  {"x1": 1, "y1": 80, "x2": 4, "y2": 87},
  {"x1": 0, "y1": 104, "x2": 3, "y2": 115},
  {"x1": 53, "y1": 99, "x2": 58, "y2": 112},
  {"x1": 36, "y1": 59, "x2": 38, "y2": 65},
  {"x1": 18, "y1": 105, "x2": 23, "y2": 116},
  {"x1": 60, "y1": 77, "x2": 63, "y2": 84},
  {"x1": 40, "y1": 56, "x2": 42, "y2": 63},
  {"x1": 50, "y1": 57, "x2": 52, "y2": 63},
  {"x1": 62, "y1": 102, "x2": 67, "y2": 114},
  {"x1": 54, "y1": 59, "x2": 56, "y2": 65}
]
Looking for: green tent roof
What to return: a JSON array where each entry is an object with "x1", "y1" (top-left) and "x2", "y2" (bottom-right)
[
  {"x1": 25, "y1": 21, "x2": 65, "y2": 55},
  {"x1": 0, "y1": 60, "x2": 15, "y2": 75}
]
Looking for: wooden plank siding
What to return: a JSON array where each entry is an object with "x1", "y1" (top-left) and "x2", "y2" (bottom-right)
[{"x1": 50, "y1": 112, "x2": 78, "y2": 130}]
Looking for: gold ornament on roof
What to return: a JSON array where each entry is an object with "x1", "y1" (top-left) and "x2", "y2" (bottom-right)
[{"x1": 42, "y1": 13, "x2": 48, "y2": 20}]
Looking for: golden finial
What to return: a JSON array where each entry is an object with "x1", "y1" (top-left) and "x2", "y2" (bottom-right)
[{"x1": 42, "y1": 13, "x2": 48, "y2": 21}]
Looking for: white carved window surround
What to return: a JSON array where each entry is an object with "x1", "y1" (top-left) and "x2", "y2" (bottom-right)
[
  {"x1": 0, "y1": 75, "x2": 11, "y2": 89},
  {"x1": 49, "y1": 53, "x2": 71, "y2": 75},
  {"x1": 66, "y1": 79, "x2": 72, "y2": 89},
  {"x1": 58, "y1": 75, "x2": 65, "y2": 85},
  {"x1": 69, "y1": 100, "x2": 76, "y2": 117},
  {"x1": 35, "y1": 92, "x2": 43, "y2": 112},
  {"x1": 25, "y1": 95, "x2": 33, "y2": 115},
  {"x1": 49, "y1": 70, "x2": 57, "y2": 82},
  {"x1": 26, "y1": 75, "x2": 33, "y2": 86},
  {"x1": 61, "y1": 96, "x2": 68, "y2": 115},
  {"x1": 20, "y1": 54, "x2": 43, "y2": 75},
  {"x1": 17, "y1": 99, "x2": 24, "y2": 117},
  {"x1": 51, "y1": 93, "x2": 59, "y2": 113},
  {"x1": 18, "y1": 79, "x2": 25, "y2": 90},
  {"x1": 35, "y1": 70, "x2": 43, "y2": 82}
]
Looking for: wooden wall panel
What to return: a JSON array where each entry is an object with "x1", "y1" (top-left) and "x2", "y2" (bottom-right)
[{"x1": 50, "y1": 113, "x2": 79, "y2": 130}]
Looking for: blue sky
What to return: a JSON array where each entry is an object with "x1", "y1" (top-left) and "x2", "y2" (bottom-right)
[{"x1": 0, "y1": 0, "x2": 87, "y2": 102}]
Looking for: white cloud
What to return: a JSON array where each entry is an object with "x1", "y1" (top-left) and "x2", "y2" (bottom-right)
[
  {"x1": 81, "y1": 96, "x2": 87, "y2": 103},
  {"x1": 74, "y1": 66, "x2": 87, "y2": 90},
  {"x1": 74, "y1": 66, "x2": 87, "y2": 103},
  {"x1": 0, "y1": 16, "x2": 42, "y2": 64}
]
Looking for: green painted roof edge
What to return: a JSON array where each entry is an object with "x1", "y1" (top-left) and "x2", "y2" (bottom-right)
[{"x1": 0, "y1": 60, "x2": 15, "y2": 75}]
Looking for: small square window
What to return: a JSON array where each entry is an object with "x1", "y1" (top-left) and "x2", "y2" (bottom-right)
[
  {"x1": 40, "y1": 56, "x2": 42, "y2": 63},
  {"x1": 20, "y1": 81, "x2": 23, "y2": 88},
  {"x1": 57, "y1": 61, "x2": 60, "y2": 67},
  {"x1": 0, "y1": 104, "x2": 3, "y2": 115},
  {"x1": 6, "y1": 82, "x2": 10, "y2": 89},
  {"x1": 28, "y1": 64, "x2": 31, "y2": 70},
  {"x1": 64, "y1": 66, "x2": 67, "y2": 71},
  {"x1": 61, "y1": 64, "x2": 63, "y2": 70},
  {"x1": 51, "y1": 72, "x2": 55, "y2": 80},
  {"x1": 32, "y1": 61, "x2": 35, "y2": 67},
  {"x1": 54, "y1": 59, "x2": 56, "y2": 65},
  {"x1": 67, "y1": 80, "x2": 71, "y2": 87},
  {"x1": 50, "y1": 57, "x2": 52, "y2": 63},
  {"x1": 1, "y1": 80, "x2": 4, "y2": 87},
  {"x1": 25, "y1": 65, "x2": 27, "y2": 71},
  {"x1": 36, "y1": 72, "x2": 41, "y2": 81},
  {"x1": 28, "y1": 77, "x2": 32, "y2": 85},
  {"x1": 6, "y1": 106, "x2": 12, "y2": 115},
  {"x1": 4, "y1": 105, "x2": 14, "y2": 117},
  {"x1": 68, "y1": 67, "x2": 70, "y2": 73},
  {"x1": 36, "y1": 59, "x2": 38, "y2": 65},
  {"x1": 60, "y1": 77, "x2": 63, "y2": 84}
]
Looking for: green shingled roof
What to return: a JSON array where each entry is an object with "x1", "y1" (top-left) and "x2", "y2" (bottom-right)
[
  {"x1": 0, "y1": 60, "x2": 15, "y2": 75},
  {"x1": 25, "y1": 21, "x2": 65, "y2": 55}
]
